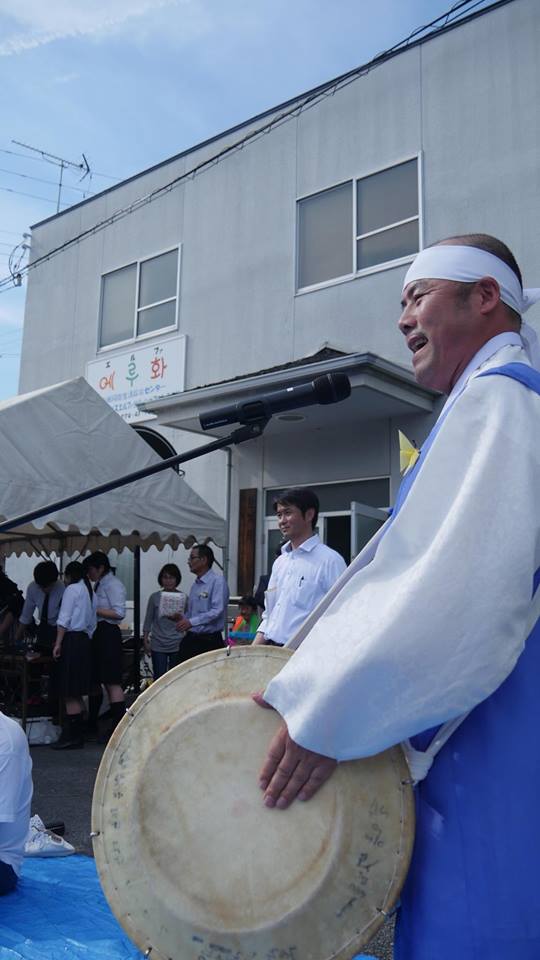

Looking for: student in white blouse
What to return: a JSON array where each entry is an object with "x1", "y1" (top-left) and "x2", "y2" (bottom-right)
[
  {"x1": 83, "y1": 551, "x2": 127, "y2": 742},
  {"x1": 52, "y1": 561, "x2": 96, "y2": 749}
]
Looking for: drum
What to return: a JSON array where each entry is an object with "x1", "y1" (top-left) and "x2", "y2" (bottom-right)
[{"x1": 92, "y1": 646, "x2": 414, "y2": 960}]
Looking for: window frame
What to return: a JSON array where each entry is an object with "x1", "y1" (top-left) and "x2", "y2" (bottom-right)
[
  {"x1": 295, "y1": 153, "x2": 423, "y2": 295},
  {"x1": 97, "y1": 244, "x2": 181, "y2": 353}
]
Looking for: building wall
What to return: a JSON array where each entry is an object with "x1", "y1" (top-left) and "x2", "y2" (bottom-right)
[
  {"x1": 16, "y1": 0, "x2": 540, "y2": 598},
  {"x1": 20, "y1": 1, "x2": 540, "y2": 402}
]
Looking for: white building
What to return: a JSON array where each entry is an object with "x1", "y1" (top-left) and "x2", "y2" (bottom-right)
[{"x1": 16, "y1": 0, "x2": 540, "y2": 601}]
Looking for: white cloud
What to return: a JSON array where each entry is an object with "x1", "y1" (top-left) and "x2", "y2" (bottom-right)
[{"x1": 0, "y1": 0, "x2": 183, "y2": 56}]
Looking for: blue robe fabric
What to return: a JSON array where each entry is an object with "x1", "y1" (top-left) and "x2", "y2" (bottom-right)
[{"x1": 393, "y1": 363, "x2": 540, "y2": 960}]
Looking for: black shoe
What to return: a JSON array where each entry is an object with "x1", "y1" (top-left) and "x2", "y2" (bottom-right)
[
  {"x1": 52, "y1": 714, "x2": 84, "y2": 749},
  {"x1": 97, "y1": 703, "x2": 126, "y2": 744},
  {"x1": 51, "y1": 737, "x2": 84, "y2": 750},
  {"x1": 97, "y1": 725, "x2": 114, "y2": 745},
  {"x1": 85, "y1": 724, "x2": 99, "y2": 742}
]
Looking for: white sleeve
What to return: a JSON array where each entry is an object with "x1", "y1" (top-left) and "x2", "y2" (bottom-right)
[
  {"x1": 264, "y1": 374, "x2": 540, "y2": 760},
  {"x1": 321, "y1": 550, "x2": 347, "y2": 592},
  {"x1": 0, "y1": 751, "x2": 17, "y2": 821},
  {"x1": 102, "y1": 576, "x2": 126, "y2": 619},
  {"x1": 257, "y1": 559, "x2": 282, "y2": 635},
  {"x1": 56, "y1": 585, "x2": 75, "y2": 630},
  {"x1": 18, "y1": 583, "x2": 38, "y2": 625}
]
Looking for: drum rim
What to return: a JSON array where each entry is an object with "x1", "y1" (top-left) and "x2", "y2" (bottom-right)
[{"x1": 92, "y1": 646, "x2": 415, "y2": 960}]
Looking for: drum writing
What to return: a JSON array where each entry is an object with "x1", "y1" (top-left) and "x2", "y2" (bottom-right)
[
  {"x1": 369, "y1": 799, "x2": 389, "y2": 819},
  {"x1": 192, "y1": 937, "x2": 298, "y2": 960},
  {"x1": 335, "y1": 851, "x2": 381, "y2": 918},
  {"x1": 365, "y1": 822, "x2": 384, "y2": 848}
]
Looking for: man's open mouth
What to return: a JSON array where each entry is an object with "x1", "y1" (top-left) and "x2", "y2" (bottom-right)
[{"x1": 409, "y1": 335, "x2": 428, "y2": 355}]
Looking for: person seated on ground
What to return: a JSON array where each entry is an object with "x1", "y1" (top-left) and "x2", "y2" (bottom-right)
[
  {"x1": 230, "y1": 596, "x2": 260, "y2": 644},
  {"x1": 0, "y1": 569, "x2": 24, "y2": 647},
  {"x1": 0, "y1": 709, "x2": 32, "y2": 894},
  {"x1": 51, "y1": 561, "x2": 97, "y2": 750},
  {"x1": 143, "y1": 563, "x2": 187, "y2": 680}
]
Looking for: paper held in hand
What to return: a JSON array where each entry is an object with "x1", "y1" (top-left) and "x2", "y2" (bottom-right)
[{"x1": 159, "y1": 591, "x2": 185, "y2": 619}]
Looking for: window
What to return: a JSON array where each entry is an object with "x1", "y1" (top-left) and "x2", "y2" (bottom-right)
[
  {"x1": 297, "y1": 182, "x2": 353, "y2": 289},
  {"x1": 99, "y1": 248, "x2": 179, "y2": 348},
  {"x1": 297, "y1": 158, "x2": 419, "y2": 290}
]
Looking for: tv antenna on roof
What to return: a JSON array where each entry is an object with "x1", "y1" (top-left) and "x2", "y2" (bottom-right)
[{"x1": 12, "y1": 140, "x2": 91, "y2": 213}]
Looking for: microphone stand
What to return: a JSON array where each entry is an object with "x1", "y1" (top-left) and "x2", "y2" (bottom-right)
[{"x1": 0, "y1": 416, "x2": 269, "y2": 697}]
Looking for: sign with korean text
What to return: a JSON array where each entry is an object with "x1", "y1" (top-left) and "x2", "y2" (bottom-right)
[{"x1": 86, "y1": 335, "x2": 186, "y2": 423}]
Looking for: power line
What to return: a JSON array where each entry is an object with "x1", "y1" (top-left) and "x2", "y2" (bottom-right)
[
  {"x1": 0, "y1": 0, "x2": 500, "y2": 293},
  {"x1": 0, "y1": 185, "x2": 70, "y2": 206},
  {"x1": 0, "y1": 167, "x2": 95, "y2": 196},
  {"x1": 11, "y1": 140, "x2": 91, "y2": 212},
  {"x1": 0, "y1": 147, "x2": 118, "y2": 181}
]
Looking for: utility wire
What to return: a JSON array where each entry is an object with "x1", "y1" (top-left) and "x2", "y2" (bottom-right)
[
  {"x1": 0, "y1": 147, "x2": 119, "y2": 181},
  {"x1": 0, "y1": 0, "x2": 500, "y2": 292},
  {"x1": 0, "y1": 167, "x2": 95, "y2": 195},
  {"x1": 0, "y1": 185, "x2": 70, "y2": 206}
]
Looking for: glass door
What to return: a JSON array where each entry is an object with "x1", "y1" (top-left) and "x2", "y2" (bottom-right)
[{"x1": 350, "y1": 501, "x2": 388, "y2": 559}]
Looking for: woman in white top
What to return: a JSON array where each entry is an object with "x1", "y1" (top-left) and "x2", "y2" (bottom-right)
[
  {"x1": 83, "y1": 550, "x2": 127, "y2": 742},
  {"x1": 51, "y1": 561, "x2": 96, "y2": 750}
]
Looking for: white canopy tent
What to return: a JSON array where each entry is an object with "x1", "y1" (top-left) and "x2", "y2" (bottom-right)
[{"x1": 0, "y1": 377, "x2": 225, "y2": 558}]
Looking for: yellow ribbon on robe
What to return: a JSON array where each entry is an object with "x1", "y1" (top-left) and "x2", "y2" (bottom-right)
[{"x1": 398, "y1": 430, "x2": 420, "y2": 475}]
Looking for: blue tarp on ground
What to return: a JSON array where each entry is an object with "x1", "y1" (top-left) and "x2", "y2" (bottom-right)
[
  {"x1": 0, "y1": 855, "x2": 378, "y2": 959},
  {"x1": 0, "y1": 855, "x2": 143, "y2": 959}
]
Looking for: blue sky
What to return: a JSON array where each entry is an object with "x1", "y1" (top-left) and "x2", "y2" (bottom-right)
[{"x1": 0, "y1": 0, "x2": 494, "y2": 399}]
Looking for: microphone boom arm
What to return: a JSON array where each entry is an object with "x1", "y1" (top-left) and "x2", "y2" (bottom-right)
[{"x1": 0, "y1": 419, "x2": 269, "y2": 535}]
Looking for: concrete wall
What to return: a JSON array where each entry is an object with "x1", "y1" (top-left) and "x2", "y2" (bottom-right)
[
  {"x1": 20, "y1": 1, "x2": 540, "y2": 401},
  {"x1": 16, "y1": 0, "x2": 540, "y2": 595}
]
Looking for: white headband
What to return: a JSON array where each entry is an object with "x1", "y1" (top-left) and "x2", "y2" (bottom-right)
[{"x1": 403, "y1": 245, "x2": 540, "y2": 316}]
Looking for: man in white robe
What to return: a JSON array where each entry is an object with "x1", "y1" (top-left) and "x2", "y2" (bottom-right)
[{"x1": 254, "y1": 234, "x2": 540, "y2": 959}]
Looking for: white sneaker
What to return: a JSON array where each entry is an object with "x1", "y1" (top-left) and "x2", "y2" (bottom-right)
[{"x1": 25, "y1": 814, "x2": 75, "y2": 857}]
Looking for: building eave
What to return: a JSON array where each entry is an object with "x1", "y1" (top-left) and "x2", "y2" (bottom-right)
[{"x1": 139, "y1": 352, "x2": 439, "y2": 437}]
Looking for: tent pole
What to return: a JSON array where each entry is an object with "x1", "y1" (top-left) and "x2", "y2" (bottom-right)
[
  {"x1": 133, "y1": 545, "x2": 141, "y2": 695},
  {"x1": 223, "y1": 447, "x2": 232, "y2": 583}
]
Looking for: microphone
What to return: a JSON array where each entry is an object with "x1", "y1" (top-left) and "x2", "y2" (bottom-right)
[{"x1": 200, "y1": 372, "x2": 351, "y2": 431}]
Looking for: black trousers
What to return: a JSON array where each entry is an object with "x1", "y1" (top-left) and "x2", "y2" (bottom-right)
[{"x1": 177, "y1": 631, "x2": 225, "y2": 663}]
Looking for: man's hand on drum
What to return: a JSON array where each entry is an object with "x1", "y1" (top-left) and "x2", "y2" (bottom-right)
[{"x1": 253, "y1": 693, "x2": 337, "y2": 809}]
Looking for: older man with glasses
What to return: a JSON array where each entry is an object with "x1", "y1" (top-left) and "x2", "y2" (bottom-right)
[{"x1": 174, "y1": 544, "x2": 229, "y2": 662}]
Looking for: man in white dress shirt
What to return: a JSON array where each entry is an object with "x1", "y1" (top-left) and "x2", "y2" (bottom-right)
[
  {"x1": 253, "y1": 487, "x2": 346, "y2": 648},
  {"x1": 254, "y1": 235, "x2": 540, "y2": 959}
]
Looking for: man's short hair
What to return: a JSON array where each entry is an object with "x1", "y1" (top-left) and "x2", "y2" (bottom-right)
[
  {"x1": 33, "y1": 560, "x2": 59, "y2": 588},
  {"x1": 194, "y1": 544, "x2": 215, "y2": 569},
  {"x1": 435, "y1": 233, "x2": 523, "y2": 323},
  {"x1": 83, "y1": 551, "x2": 111, "y2": 575},
  {"x1": 274, "y1": 487, "x2": 319, "y2": 529}
]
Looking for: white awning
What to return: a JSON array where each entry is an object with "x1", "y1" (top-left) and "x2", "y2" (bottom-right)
[{"x1": 0, "y1": 377, "x2": 225, "y2": 557}]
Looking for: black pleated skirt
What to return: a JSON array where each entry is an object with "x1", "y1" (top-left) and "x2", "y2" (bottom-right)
[{"x1": 57, "y1": 630, "x2": 92, "y2": 698}]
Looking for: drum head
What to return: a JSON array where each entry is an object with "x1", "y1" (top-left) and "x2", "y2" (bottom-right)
[{"x1": 92, "y1": 646, "x2": 414, "y2": 960}]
